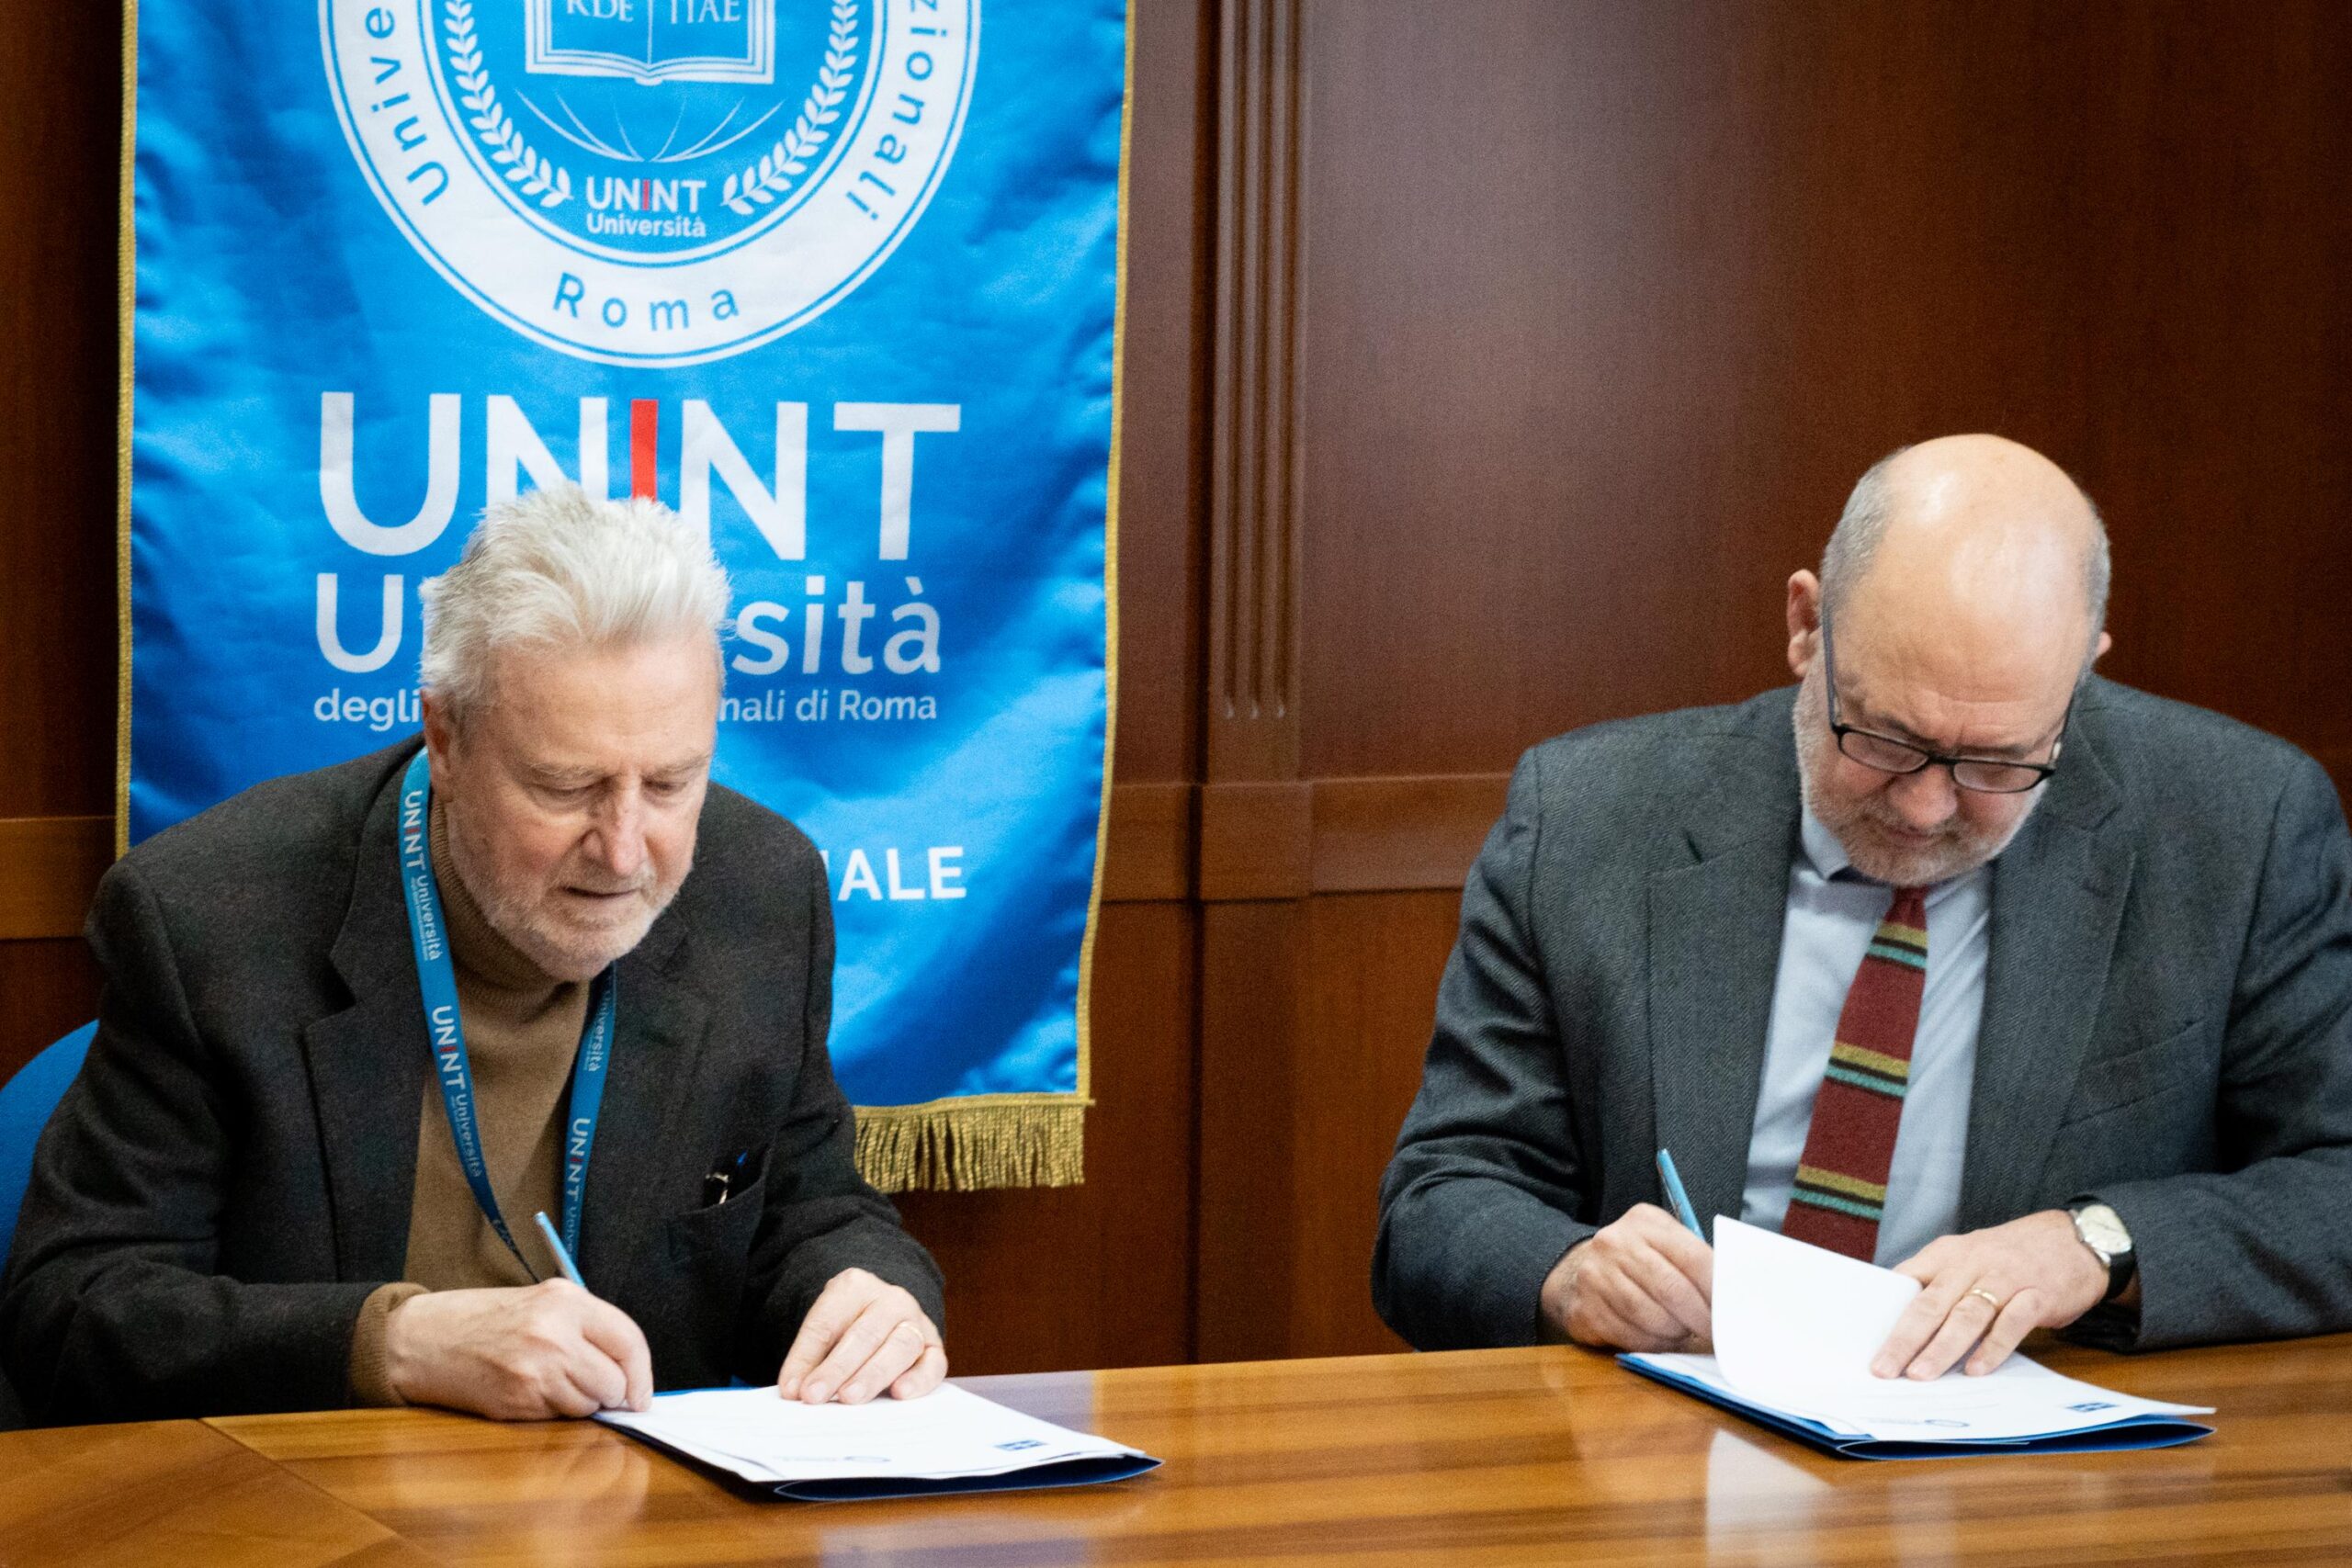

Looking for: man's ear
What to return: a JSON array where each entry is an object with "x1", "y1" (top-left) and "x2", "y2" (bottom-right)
[
  {"x1": 1786, "y1": 571, "x2": 1824, "y2": 679},
  {"x1": 419, "y1": 692, "x2": 458, "y2": 795}
]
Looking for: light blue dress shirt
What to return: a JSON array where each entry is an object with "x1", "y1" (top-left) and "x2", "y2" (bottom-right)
[{"x1": 1738, "y1": 810, "x2": 1992, "y2": 1266}]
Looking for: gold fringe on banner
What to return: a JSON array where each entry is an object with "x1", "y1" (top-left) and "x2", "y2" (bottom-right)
[{"x1": 854, "y1": 1096, "x2": 1087, "y2": 1193}]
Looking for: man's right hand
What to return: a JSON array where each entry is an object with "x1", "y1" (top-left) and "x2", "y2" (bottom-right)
[
  {"x1": 384, "y1": 1280, "x2": 654, "y2": 1420},
  {"x1": 1539, "y1": 1203, "x2": 1714, "y2": 1350}
]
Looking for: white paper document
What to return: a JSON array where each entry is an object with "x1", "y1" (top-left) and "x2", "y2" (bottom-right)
[
  {"x1": 1622, "y1": 1218, "x2": 2212, "y2": 1457},
  {"x1": 596, "y1": 1383, "x2": 1159, "y2": 1499}
]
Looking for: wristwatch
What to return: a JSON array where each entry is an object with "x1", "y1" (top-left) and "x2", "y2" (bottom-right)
[{"x1": 2068, "y1": 1201, "x2": 2137, "y2": 1303}]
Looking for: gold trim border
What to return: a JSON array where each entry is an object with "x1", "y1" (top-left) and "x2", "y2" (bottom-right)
[
  {"x1": 113, "y1": 0, "x2": 140, "y2": 859},
  {"x1": 854, "y1": 1095, "x2": 1088, "y2": 1194},
  {"x1": 1076, "y1": 0, "x2": 1136, "y2": 1113}
]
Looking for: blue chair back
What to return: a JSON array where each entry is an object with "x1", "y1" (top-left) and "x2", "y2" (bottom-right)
[{"x1": 0, "y1": 1022, "x2": 96, "y2": 1263}]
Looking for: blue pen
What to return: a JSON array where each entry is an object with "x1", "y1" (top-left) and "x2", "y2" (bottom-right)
[
  {"x1": 533, "y1": 1210, "x2": 589, "y2": 1289},
  {"x1": 1654, "y1": 1149, "x2": 1706, "y2": 1241}
]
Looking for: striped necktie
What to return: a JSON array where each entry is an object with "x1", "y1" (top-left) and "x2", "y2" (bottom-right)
[{"x1": 1780, "y1": 885, "x2": 1928, "y2": 1261}]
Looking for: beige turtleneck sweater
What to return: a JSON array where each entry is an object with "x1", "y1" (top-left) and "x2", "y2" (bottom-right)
[{"x1": 345, "y1": 804, "x2": 593, "y2": 1405}]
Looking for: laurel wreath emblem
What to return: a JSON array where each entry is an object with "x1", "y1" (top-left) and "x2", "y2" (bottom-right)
[
  {"x1": 443, "y1": 0, "x2": 573, "y2": 209},
  {"x1": 721, "y1": 0, "x2": 860, "y2": 217}
]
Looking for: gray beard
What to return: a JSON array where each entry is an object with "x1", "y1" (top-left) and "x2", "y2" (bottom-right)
[{"x1": 442, "y1": 803, "x2": 668, "y2": 983}]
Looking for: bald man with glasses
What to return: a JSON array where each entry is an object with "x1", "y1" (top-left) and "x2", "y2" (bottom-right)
[{"x1": 1375, "y1": 434, "x2": 2352, "y2": 1376}]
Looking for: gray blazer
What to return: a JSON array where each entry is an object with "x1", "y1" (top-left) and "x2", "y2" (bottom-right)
[
  {"x1": 1374, "y1": 679, "x2": 2352, "y2": 1353},
  {"x1": 0, "y1": 740, "x2": 944, "y2": 1424}
]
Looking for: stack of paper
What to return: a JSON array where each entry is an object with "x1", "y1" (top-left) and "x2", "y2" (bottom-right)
[
  {"x1": 1623, "y1": 1218, "x2": 2213, "y2": 1459},
  {"x1": 597, "y1": 1383, "x2": 1160, "y2": 1500}
]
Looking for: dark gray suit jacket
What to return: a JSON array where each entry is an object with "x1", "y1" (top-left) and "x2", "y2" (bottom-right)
[
  {"x1": 1374, "y1": 680, "x2": 2352, "y2": 1353},
  {"x1": 0, "y1": 740, "x2": 944, "y2": 1424}
]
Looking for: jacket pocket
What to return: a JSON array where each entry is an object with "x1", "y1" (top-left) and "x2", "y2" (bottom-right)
[
  {"x1": 2060, "y1": 1018, "x2": 2207, "y2": 1125},
  {"x1": 662, "y1": 1170, "x2": 767, "y2": 1328}
]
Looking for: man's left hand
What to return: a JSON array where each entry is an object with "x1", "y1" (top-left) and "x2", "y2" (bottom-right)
[
  {"x1": 777, "y1": 1268, "x2": 946, "y2": 1404},
  {"x1": 1871, "y1": 1210, "x2": 2109, "y2": 1380}
]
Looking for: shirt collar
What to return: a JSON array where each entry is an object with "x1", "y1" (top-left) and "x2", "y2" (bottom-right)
[{"x1": 1798, "y1": 807, "x2": 1854, "y2": 882}]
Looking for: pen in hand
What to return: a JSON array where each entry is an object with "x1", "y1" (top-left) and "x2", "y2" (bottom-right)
[
  {"x1": 1654, "y1": 1148, "x2": 1706, "y2": 1241},
  {"x1": 534, "y1": 1210, "x2": 590, "y2": 1290}
]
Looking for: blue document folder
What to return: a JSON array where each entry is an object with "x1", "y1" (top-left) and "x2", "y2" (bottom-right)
[
  {"x1": 1623, "y1": 1352, "x2": 2214, "y2": 1461},
  {"x1": 1621, "y1": 1219, "x2": 2219, "y2": 1461}
]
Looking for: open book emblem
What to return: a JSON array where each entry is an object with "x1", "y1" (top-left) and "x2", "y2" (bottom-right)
[
  {"x1": 328, "y1": 0, "x2": 977, "y2": 363},
  {"x1": 526, "y1": 0, "x2": 777, "y2": 85}
]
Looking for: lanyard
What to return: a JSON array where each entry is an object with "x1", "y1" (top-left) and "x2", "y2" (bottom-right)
[{"x1": 396, "y1": 750, "x2": 616, "y2": 1278}]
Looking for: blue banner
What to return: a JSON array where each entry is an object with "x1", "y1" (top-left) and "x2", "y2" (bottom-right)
[{"x1": 126, "y1": 0, "x2": 1124, "y2": 1188}]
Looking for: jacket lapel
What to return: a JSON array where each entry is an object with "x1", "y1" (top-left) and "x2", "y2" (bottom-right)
[
  {"x1": 577, "y1": 913, "x2": 710, "y2": 1300},
  {"x1": 1648, "y1": 705, "x2": 1802, "y2": 1229},
  {"x1": 304, "y1": 753, "x2": 429, "y2": 1282},
  {"x1": 1960, "y1": 707, "x2": 2132, "y2": 1229}
]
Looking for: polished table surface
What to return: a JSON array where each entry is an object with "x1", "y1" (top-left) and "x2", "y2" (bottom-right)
[{"x1": 3, "y1": 1335, "x2": 2349, "y2": 1566}]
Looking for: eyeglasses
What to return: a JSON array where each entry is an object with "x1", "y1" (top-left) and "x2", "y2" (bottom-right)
[{"x1": 1818, "y1": 615, "x2": 2070, "y2": 795}]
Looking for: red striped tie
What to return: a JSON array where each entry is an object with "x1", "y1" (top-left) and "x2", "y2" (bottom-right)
[{"x1": 1780, "y1": 886, "x2": 1928, "y2": 1260}]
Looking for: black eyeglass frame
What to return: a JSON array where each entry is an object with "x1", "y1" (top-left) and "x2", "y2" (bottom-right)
[{"x1": 1817, "y1": 615, "x2": 2072, "y2": 795}]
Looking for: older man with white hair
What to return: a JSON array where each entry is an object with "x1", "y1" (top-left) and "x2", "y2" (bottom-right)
[{"x1": 1, "y1": 489, "x2": 946, "y2": 1424}]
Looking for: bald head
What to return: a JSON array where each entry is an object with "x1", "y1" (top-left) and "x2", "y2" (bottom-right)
[
  {"x1": 1786, "y1": 436, "x2": 2113, "y2": 885},
  {"x1": 1822, "y1": 435, "x2": 2109, "y2": 679}
]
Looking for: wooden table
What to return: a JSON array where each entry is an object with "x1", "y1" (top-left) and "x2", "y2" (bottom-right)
[{"x1": 3, "y1": 1336, "x2": 2348, "y2": 1565}]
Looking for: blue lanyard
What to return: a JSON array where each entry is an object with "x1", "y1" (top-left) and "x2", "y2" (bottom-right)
[{"x1": 396, "y1": 750, "x2": 616, "y2": 1278}]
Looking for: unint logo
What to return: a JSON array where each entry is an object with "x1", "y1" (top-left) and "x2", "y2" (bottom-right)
[{"x1": 322, "y1": 0, "x2": 978, "y2": 366}]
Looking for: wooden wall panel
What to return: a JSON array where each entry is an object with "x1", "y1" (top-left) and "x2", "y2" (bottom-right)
[
  {"x1": 0, "y1": 0, "x2": 119, "y2": 1080},
  {"x1": 1204, "y1": 0, "x2": 1304, "y2": 789},
  {"x1": 1288, "y1": 889, "x2": 1459, "y2": 1359},
  {"x1": 0, "y1": 0, "x2": 119, "y2": 826},
  {"x1": 1105, "y1": 1, "x2": 1216, "y2": 785},
  {"x1": 895, "y1": 901, "x2": 1198, "y2": 1374},
  {"x1": 0, "y1": 942, "x2": 105, "y2": 1076},
  {"x1": 1193, "y1": 0, "x2": 1312, "y2": 1365},
  {"x1": 0, "y1": 819, "x2": 111, "y2": 944},
  {"x1": 1195, "y1": 898, "x2": 1305, "y2": 1362},
  {"x1": 1293, "y1": 0, "x2": 2352, "y2": 783}
]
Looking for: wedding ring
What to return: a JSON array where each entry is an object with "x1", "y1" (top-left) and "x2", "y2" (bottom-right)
[{"x1": 1965, "y1": 1287, "x2": 2005, "y2": 1313}]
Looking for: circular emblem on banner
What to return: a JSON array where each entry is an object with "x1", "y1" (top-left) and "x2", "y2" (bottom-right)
[{"x1": 322, "y1": 0, "x2": 978, "y2": 366}]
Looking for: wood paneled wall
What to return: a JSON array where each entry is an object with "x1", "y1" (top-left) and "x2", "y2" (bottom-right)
[
  {"x1": 5, "y1": 2, "x2": 2348, "y2": 1376},
  {"x1": 0, "y1": 0, "x2": 119, "y2": 1077}
]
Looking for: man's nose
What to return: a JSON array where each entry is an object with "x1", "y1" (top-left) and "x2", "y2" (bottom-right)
[
  {"x1": 589, "y1": 791, "x2": 648, "y2": 880},
  {"x1": 1886, "y1": 763, "x2": 1959, "y2": 829}
]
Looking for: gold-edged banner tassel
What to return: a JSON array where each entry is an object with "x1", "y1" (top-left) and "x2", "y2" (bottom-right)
[{"x1": 854, "y1": 1097, "x2": 1086, "y2": 1193}]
